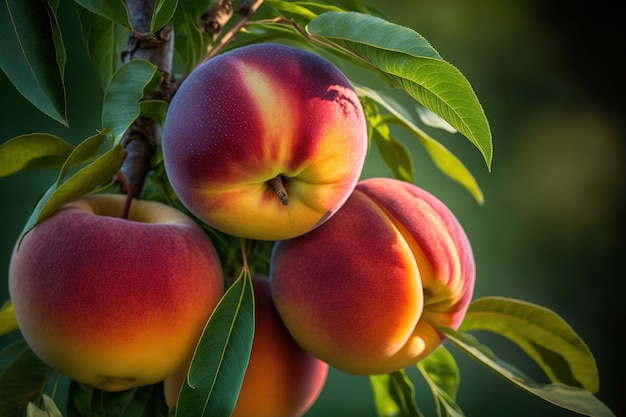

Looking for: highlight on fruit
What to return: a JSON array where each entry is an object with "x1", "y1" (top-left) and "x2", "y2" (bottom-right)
[{"x1": 161, "y1": 42, "x2": 368, "y2": 241}]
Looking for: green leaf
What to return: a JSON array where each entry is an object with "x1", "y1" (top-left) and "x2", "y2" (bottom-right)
[
  {"x1": 358, "y1": 87, "x2": 484, "y2": 204},
  {"x1": 0, "y1": 339, "x2": 51, "y2": 417},
  {"x1": 171, "y1": 1, "x2": 207, "y2": 72},
  {"x1": 19, "y1": 143, "x2": 124, "y2": 242},
  {"x1": 264, "y1": 0, "x2": 339, "y2": 22},
  {"x1": 151, "y1": 0, "x2": 178, "y2": 33},
  {"x1": 140, "y1": 99, "x2": 169, "y2": 126},
  {"x1": 416, "y1": 106, "x2": 457, "y2": 133},
  {"x1": 102, "y1": 59, "x2": 161, "y2": 143},
  {"x1": 73, "y1": 0, "x2": 132, "y2": 30},
  {"x1": 0, "y1": 301, "x2": 19, "y2": 336},
  {"x1": 441, "y1": 327, "x2": 616, "y2": 417},
  {"x1": 48, "y1": 0, "x2": 66, "y2": 80},
  {"x1": 372, "y1": 119, "x2": 414, "y2": 183},
  {"x1": 178, "y1": 0, "x2": 215, "y2": 17},
  {"x1": 76, "y1": 4, "x2": 128, "y2": 90},
  {"x1": 0, "y1": 0, "x2": 67, "y2": 125},
  {"x1": 459, "y1": 296, "x2": 599, "y2": 393},
  {"x1": 369, "y1": 370, "x2": 423, "y2": 417},
  {"x1": 67, "y1": 382, "x2": 169, "y2": 417},
  {"x1": 0, "y1": 133, "x2": 74, "y2": 177},
  {"x1": 175, "y1": 272, "x2": 255, "y2": 417},
  {"x1": 307, "y1": 12, "x2": 492, "y2": 169},
  {"x1": 55, "y1": 130, "x2": 108, "y2": 185},
  {"x1": 26, "y1": 394, "x2": 63, "y2": 417},
  {"x1": 417, "y1": 346, "x2": 465, "y2": 417}
]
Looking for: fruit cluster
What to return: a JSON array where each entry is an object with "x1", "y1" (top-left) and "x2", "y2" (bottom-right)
[{"x1": 8, "y1": 43, "x2": 475, "y2": 417}]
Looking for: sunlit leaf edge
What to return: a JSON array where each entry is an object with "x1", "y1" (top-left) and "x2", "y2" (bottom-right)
[
  {"x1": 441, "y1": 327, "x2": 616, "y2": 417},
  {"x1": 306, "y1": 11, "x2": 492, "y2": 169},
  {"x1": 459, "y1": 296, "x2": 599, "y2": 393}
]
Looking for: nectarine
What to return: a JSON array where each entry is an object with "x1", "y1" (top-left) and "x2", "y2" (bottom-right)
[
  {"x1": 161, "y1": 43, "x2": 367, "y2": 241},
  {"x1": 164, "y1": 275, "x2": 328, "y2": 417},
  {"x1": 8, "y1": 194, "x2": 224, "y2": 391},
  {"x1": 270, "y1": 178, "x2": 475, "y2": 375}
]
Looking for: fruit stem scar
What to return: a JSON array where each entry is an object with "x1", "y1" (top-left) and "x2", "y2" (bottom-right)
[{"x1": 267, "y1": 175, "x2": 289, "y2": 205}]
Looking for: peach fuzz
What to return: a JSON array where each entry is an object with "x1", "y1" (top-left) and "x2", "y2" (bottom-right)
[
  {"x1": 270, "y1": 177, "x2": 475, "y2": 375},
  {"x1": 164, "y1": 275, "x2": 328, "y2": 417},
  {"x1": 161, "y1": 43, "x2": 367, "y2": 241},
  {"x1": 8, "y1": 194, "x2": 224, "y2": 391}
]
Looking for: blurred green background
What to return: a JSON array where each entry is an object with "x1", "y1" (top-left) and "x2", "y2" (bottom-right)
[{"x1": 0, "y1": 1, "x2": 623, "y2": 416}]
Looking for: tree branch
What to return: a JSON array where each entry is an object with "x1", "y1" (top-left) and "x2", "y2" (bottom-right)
[
  {"x1": 199, "y1": 0, "x2": 234, "y2": 42},
  {"x1": 120, "y1": 0, "x2": 174, "y2": 198},
  {"x1": 204, "y1": 0, "x2": 264, "y2": 62}
]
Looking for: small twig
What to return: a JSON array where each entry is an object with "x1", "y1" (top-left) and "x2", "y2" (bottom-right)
[
  {"x1": 247, "y1": 16, "x2": 377, "y2": 72},
  {"x1": 202, "y1": 0, "x2": 265, "y2": 63},
  {"x1": 199, "y1": 0, "x2": 234, "y2": 41},
  {"x1": 113, "y1": 171, "x2": 134, "y2": 219}
]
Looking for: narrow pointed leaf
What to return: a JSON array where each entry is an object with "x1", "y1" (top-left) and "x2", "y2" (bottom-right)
[
  {"x1": 0, "y1": 339, "x2": 51, "y2": 416},
  {"x1": 171, "y1": 2, "x2": 206, "y2": 72},
  {"x1": 175, "y1": 272, "x2": 255, "y2": 417},
  {"x1": 0, "y1": 133, "x2": 74, "y2": 177},
  {"x1": 459, "y1": 296, "x2": 599, "y2": 393},
  {"x1": 102, "y1": 59, "x2": 160, "y2": 143},
  {"x1": 417, "y1": 346, "x2": 465, "y2": 417},
  {"x1": 307, "y1": 12, "x2": 492, "y2": 169},
  {"x1": 441, "y1": 328, "x2": 616, "y2": 417},
  {"x1": 0, "y1": 0, "x2": 67, "y2": 125},
  {"x1": 359, "y1": 87, "x2": 484, "y2": 204},
  {"x1": 416, "y1": 106, "x2": 457, "y2": 133},
  {"x1": 73, "y1": 0, "x2": 131, "y2": 29},
  {"x1": 372, "y1": 122, "x2": 414, "y2": 182},
  {"x1": 0, "y1": 301, "x2": 19, "y2": 336},
  {"x1": 26, "y1": 394, "x2": 63, "y2": 417},
  {"x1": 369, "y1": 370, "x2": 423, "y2": 417},
  {"x1": 56, "y1": 130, "x2": 109, "y2": 185},
  {"x1": 19, "y1": 144, "x2": 124, "y2": 242},
  {"x1": 263, "y1": 0, "x2": 322, "y2": 21},
  {"x1": 76, "y1": 4, "x2": 128, "y2": 89},
  {"x1": 151, "y1": 0, "x2": 178, "y2": 32},
  {"x1": 48, "y1": 0, "x2": 66, "y2": 79}
]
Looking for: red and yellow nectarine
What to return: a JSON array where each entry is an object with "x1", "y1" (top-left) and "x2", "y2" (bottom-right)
[
  {"x1": 270, "y1": 177, "x2": 475, "y2": 375},
  {"x1": 8, "y1": 194, "x2": 224, "y2": 391},
  {"x1": 161, "y1": 43, "x2": 368, "y2": 241},
  {"x1": 164, "y1": 274, "x2": 328, "y2": 417}
]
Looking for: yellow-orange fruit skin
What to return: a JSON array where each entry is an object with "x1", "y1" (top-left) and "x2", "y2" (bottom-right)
[
  {"x1": 8, "y1": 194, "x2": 224, "y2": 391},
  {"x1": 270, "y1": 178, "x2": 475, "y2": 375},
  {"x1": 164, "y1": 275, "x2": 328, "y2": 417},
  {"x1": 161, "y1": 43, "x2": 367, "y2": 241}
]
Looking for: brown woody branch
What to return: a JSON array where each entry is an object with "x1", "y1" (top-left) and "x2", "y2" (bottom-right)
[
  {"x1": 204, "y1": 0, "x2": 264, "y2": 62},
  {"x1": 119, "y1": 0, "x2": 174, "y2": 198},
  {"x1": 119, "y1": 0, "x2": 261, "y2": 198},
  {"x1": 199, "y1": 0, "x2": 234, "y2": 41}
]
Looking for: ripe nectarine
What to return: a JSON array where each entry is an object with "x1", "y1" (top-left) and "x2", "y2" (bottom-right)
[
  {"x1": 270, "y1": 178, "x2": 475, "y2": 375},
  {"x1": 164, "y1": 275, "x2": 328, "y2": 417},
  {"x1": 8, "y1": 194, "x2": 224, "y2": 391},
  {"x1": 161, "y1": 43, "x2": 368, "y2": 241}
]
